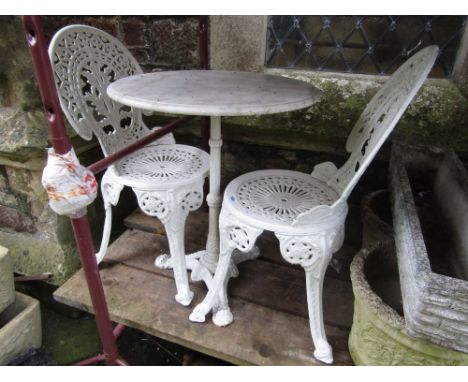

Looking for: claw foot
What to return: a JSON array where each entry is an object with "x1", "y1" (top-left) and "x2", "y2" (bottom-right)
[
  {"x1": 175, "y1": 290, "x2": 194, "y2": 306},
  {"x1": 313, "y1": 340, "x2": 333, "y2": 364},
  {"x1": 189, "y1": 306, "x2": 207, "y2": 323},
  {"x1": 155, "y1": 254, "x2": 172, "y2": 269},
  {"x1": 212, "y1": 308, "x2": 233, "y2": 327}
]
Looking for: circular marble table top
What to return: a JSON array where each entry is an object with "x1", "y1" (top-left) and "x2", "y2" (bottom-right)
[{"x1": 107, "y1": 70, "x2": 322, "y2": 117}]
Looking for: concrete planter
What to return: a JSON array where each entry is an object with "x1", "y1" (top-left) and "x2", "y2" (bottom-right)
[
  {"x1": 0, "y1": 292, "x2": 42, "y2": 365},
  {"x1": 360, "y1": 189, "x2": 393, "y2": 248},
  {"x1": 389, "y1": 142, "x2": 468, "y2": 353},
  {"x1": 0, "y1": 246, "x2": 14, "y2": 313},
  {"x1": 349, "y1": 242, "x2": 468, "y2": 365}
]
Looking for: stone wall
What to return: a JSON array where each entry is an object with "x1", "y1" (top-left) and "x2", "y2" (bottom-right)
[
  {"x1": 0, "y1": 16, "x2": 201, "y2": 284},
  {"x1": 41, "y1": 16, "x2": 200, "y2": 72},
  {"x1": 0, "y1": 17, "x2": 72, "y2": 284}
]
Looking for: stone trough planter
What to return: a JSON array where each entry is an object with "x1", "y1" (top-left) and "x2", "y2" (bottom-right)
[
  {"x1": 360, "y1": 189, "x2": 393, "y2": 248},
  {"x1": 0, "y1": 292, "x2": 42, "y2": 365},
  {"x1": 349, "y1": 242, "x2": 468, "y2": 365},
  {"x1": 389, "y1": 141, "x2": 468, "y2": 353},
  {"x1": 0, "y1": 246, "x2": 14, "y2": 313}
]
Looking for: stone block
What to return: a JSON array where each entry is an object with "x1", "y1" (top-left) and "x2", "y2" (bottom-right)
[
  {"x1": 0, "y1": 107, "x2": 48, "y2": 162},
  {"x1": 129, "y1": 48, "x2": 151, "y2": 66},
  {"x1": 0, "y1": 17, "x2": 42, "y2": 111},
  {"x1": 209, "y1": 16, "x2": 267, "y2": 72},
  {"x1": 0, "y1": 292, "x2": 42, "y2": 365},
  {"x1": 0, "y1": 205, "x2": 35, "y2": 233},
  {"x1": 122, "y1": 16, "x2": 148, "y2": 47},
  {"x1": 390, "y1": 141, "x2": 468, "y2": 353},
  {"x1": 0, "y1": 229, "x2": 81, "y2": 286},
  {"x1": 150, "y1": 17, "x2": 199, "y2": 69},
  {"x1": 3, "y1": 166, "x2": 57, "y2": 237},
  {"x1": 80, "y1": 16, "x2": 119, "y2": 37},
  {"x1": 0, "y1": 246, "x2": 14, "y2": 314},
  {"x1": 41, "y1": 16, "x2": 77, "y2": 43}
]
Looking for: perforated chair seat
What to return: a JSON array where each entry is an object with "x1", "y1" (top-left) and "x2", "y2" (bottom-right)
[
  {"x1": 223, "y1": 169, "x2": 339, "y2": 230},
  {"x1": 112, "y1": 144, "x2": 209, "y2": 190}
]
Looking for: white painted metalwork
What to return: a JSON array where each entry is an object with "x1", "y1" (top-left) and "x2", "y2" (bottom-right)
[
  {"x1": 202, "y1": 117, "x2": 222, "y2": 267},
  {"x1": 107, "y1": 69, "x2": 322, "y2": 289},
  {"x1": 189, "y1": 45, "x2": 439, "y2": 364},
  {"x1": 49, "y1": 25, "x2": 210, "y2": 306}
]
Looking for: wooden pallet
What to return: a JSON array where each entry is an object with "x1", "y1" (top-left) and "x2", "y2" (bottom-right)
[{"x1": 54, "y1": 209, "x2": 357, "y2": 365}]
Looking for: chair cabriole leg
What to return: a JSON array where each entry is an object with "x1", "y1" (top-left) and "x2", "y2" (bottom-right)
[
  {"x1": 303, "y1": 252, "x2": 333, "y2": 364},
  {"x1": 276, "y1": 232, "x2": 334, "y2": 364},
  {"x1": 97, "y1": 171, "x2": 124, "y2": 264},
  {"x1": 163, "y1": 208, "x2": 194, "y2": 306},
  {"x1": 212, "y1": 273, "x2": 235, "y2": 326},
  {"x1": 95, "y1": 202, "x2": 112, "y2": 264},
  {"x1": 135, "y1": 184, "x2": 206, "y2": 306}
]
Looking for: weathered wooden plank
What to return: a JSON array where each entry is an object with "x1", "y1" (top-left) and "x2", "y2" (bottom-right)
[
  {"x1": 54, "y1": 263, "x2": 353, "y2": 365},
  {"x1": 104, "y1": 229, "x2": 354, "y2": 329},
  {"x1": 123, "y1": 209, "x2": 356, "y2": 282}
]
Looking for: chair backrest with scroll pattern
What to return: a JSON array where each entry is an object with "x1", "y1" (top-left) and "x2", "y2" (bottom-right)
[
  {"x1": 48, "y1": 24, "x2": 173, "y2": 156},
  {"x1": 328, "y1": 45, "x2": 439, "y2": 202}
]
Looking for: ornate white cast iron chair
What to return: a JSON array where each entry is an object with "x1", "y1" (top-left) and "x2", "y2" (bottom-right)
[
  {"x1": 49, "y1": 25, "x2": 210, "y2": 306},
  {"x1": 189, "y1": 46, "x2": 439, "y2": 363}
]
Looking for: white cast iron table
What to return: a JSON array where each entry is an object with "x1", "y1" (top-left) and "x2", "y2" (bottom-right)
[{"x1": 107, "y1": 70, "x2": 322, "y2": 286}]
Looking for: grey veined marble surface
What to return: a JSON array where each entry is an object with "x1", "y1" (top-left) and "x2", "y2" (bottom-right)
[{"x1": 107, "y1": 70, "x2": 322, "y2": 116}]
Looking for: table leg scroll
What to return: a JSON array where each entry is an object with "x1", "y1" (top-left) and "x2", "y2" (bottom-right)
[{"x1": 155, "y1": 116, "x2": 259, "y2": 302}]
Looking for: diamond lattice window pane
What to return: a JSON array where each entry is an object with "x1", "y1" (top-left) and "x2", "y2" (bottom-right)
[{"x1": 266, "y1": 15, "x2": 467, "y2": 77}]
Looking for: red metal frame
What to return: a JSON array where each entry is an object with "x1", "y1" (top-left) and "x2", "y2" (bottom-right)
[
  {"x1": 22, "y1": 15, "x2": 210, "y2": 366},
  {"x1": 198, "y1": 16, "x2": 210, "y2": 153},
  {"x1": 198, "y1": 16, "x2": 210, "y2": 210}
]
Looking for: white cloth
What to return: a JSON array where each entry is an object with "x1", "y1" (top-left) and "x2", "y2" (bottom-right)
[{"x1": 42, "y1": 148, "x2": 97, "y2": 218}]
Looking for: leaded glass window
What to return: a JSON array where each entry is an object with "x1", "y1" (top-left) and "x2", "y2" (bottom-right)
[{"x1": 266, "y1": 16, "x2": 466, "y2": 77}]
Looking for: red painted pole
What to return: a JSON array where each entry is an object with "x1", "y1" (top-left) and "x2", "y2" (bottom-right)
[
  {"x1": 74, "y1": 354, "x2": 107, "y2": 366},
  {"x1": 22, "y1": 17, "x2": 71, "y2": 155},
  {"x1": 22, "y1": 15, "x2": 121, "y2": 366},
  {"x1": 70, "y1": 218, "x2": 120, "y2": 365},
  {"x1": 198, "y1": 16, "x2": 210, "y2": 210},
  {"x1": 113, "y1": 323, "x2": 126, "y2": 339},
  {"x1": 198, "y1": 16, "x2": 210, "y2": 154}
]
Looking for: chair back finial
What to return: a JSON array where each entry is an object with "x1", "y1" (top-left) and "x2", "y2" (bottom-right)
[
  {"x1": 48, "y1": 25, "x2": 170, "y2": 156},
  {"x1": 328, "y1": 45, "x2": 439, "y2": 202}
]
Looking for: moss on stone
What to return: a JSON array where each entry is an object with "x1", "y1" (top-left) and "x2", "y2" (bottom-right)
[
  {"x1": 167, "y1": 71, "x2": 468, "y2": 156},
  {"x1": 394, "y1": 80, "x2": 468, "y2": 153},
  {"x1": 41, "y1": 307, "x2": 100, "y2": 365},
  {"x1": 0, "y1": 231, "x2": 81, "y2": 285}
]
